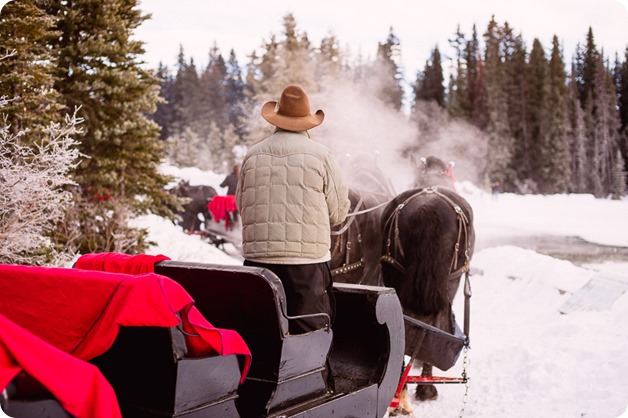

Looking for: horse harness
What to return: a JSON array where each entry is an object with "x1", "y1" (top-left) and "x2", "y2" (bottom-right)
[
  {"x1": 380, "y1": 187, "x2": 472, "y2": 281},
  {"x1": 330, "y1": 195, "x2": 390, "y2": 277},
  {"x1": 330, "y1": 195, "x2": 365, "y2": 276}
]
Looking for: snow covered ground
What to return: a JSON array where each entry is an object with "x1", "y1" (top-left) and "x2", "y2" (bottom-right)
[{"x1": 135, "y1": 165, "x2": 628, "y2": 418}]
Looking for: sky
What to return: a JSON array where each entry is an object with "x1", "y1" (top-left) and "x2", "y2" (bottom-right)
[
  {"x1": 133, "y1": 164, "x2": 628, "y2": 418},
  {"x1": 135, "y1": 0, "x2": 628, "y2": 86}
]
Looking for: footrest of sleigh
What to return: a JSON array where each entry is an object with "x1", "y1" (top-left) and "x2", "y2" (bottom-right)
[{"x1": 406, "y1": 375, "x2": 468, "y2": 385}]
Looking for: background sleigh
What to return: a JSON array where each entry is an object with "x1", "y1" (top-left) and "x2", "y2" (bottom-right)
[{"x1": 200, "y1": 195, "x2": 242, "y2": 250}]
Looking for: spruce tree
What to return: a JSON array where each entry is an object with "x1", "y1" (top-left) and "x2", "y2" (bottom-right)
[
  {"x1": 153, "y1": 62, "x2": 175, "y2": 140},
  {"x1": 447, "y1": 25, "x2": 470, "y2": 119},
  {"x1": 0, "y1": 0, "x2": 62, "y2": 140},
  {"x1": 567, "y1": 67, "x2": 588, "y2": 192},
  {"x1": 317, "y1": 32, "x2": 343, "y2": 81},
  {"x1": 579, "y1": 28, "x2": 599, "y2": 106},
  {"x1": 373, "y1": 26, "x2": 404, "y2": 111},
  {"x1": 612, "y1": 149, "x2": 627, "y2": 199},
  {"x1": 539, "y1": 35, "x2": 570, "y2": 193},
  {"x1": 526, "y1": 38, "x2": 548, "y2": 190},
  {"x1": 225, "y1": 49, "x2": 247, "y2": 140},
  {"x1": 44, "y1": 0, "x2": 179, "y2": 253},
  {"x1": 506, "y1": 34, "x2": 531, "y2": 185},
  {"x1": 617, "y1": 48, "x2": 628, "y2": 181},
  {"x1": 199, "y1": 43, "x2": 229, "y2": 137},
  {"x1": 484, "y1": 16, "x2": 516, "y2": 191},
  {"x1": 413, "y1": 46, "x2": 445, "y2": 107},
  {"x1": 171, "y1": 48, "x2": 203, "y2": 136},
  {"x1": 590, "y1": 54, "x2": 621, "y2": 197}
]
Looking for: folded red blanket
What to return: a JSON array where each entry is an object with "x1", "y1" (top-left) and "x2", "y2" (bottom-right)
[
  {"x1": 0, "y1": 264, "x2": 251, "y2": 383},
  {"x1": 74, "y1": 252, "x2": 170, "y2": 274},
  {"x1": 0, "y1": 313, "x2": 122, "y2": 418}
]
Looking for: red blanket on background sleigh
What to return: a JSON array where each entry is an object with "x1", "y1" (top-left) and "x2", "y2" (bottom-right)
[
  {"x1": 0, "y1": 313, "x2": 122, "y2": 418},
  {"x1": 0, "y1": 263, "x2": 251, "y2": 384},
  {"x1": 208, "y1": 195, "x2": 237, "y2": 229}
]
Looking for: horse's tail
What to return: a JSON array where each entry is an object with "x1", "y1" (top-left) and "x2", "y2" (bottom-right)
[{"x1": 403, "y1": 201, "x2": 451, "y2": 316}]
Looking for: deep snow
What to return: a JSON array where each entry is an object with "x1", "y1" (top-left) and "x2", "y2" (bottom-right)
[{"x1": 133, "y1": 165, "x2": 628, "y2": 418}]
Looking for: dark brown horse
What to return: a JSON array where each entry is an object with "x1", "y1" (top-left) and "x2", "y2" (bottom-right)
[
  {"x1": 330, "y1": 159, "x2": 395, "y2": 287},
  {"x1": 412, "y1": 155, "x2": 457, "y2": 190},
  {"x1": 330, "y1": 189, "x2": 387, "y2": 286},
  {"x1": 170, "y1": 180, "x2": 217, "y2": 233},
  {"x1": 381, "y1": 156, "x2": 475, "y2": 407}
]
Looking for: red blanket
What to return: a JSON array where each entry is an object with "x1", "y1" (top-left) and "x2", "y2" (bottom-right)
[
  {"x1": 0, "y1": 264, "x2": 251, "y2": 383},
  {"x1": 0, "y1": 313, "x2": 122, "y2": 418},
  {"x1": 208, "y1": 195, "x2": 237, "y2": 229},
  {"x1": 74, "y1": 252, "x2": 170, "y2": 274}
]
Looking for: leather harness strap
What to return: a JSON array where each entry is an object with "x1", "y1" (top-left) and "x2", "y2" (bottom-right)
[{"x1": 380, "y1": 187, "x2": 471, "y2": 280}]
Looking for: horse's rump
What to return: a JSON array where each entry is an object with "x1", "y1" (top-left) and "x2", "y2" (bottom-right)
[{"x1": 380, "y1": 187, "x2": 474, "y2": 332}]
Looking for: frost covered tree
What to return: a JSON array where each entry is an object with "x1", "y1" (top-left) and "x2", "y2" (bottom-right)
[{"x1": 0, "y1": 96, "x2": 81, "y2": 265}]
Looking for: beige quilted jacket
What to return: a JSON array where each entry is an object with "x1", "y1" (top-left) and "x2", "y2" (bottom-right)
[{"x1": 236, "y1": 130, "x2": 350, "y2": 263}]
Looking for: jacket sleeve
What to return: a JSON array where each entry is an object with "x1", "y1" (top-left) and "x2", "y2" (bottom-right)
[
  {"x1": 324, "y1": 152, "x2": 350, "y2": 227},
  {"x1": 235, "y1": 161, "x2": 246, "y2": 211}
]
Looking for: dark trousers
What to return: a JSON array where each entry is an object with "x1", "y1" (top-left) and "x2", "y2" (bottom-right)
[{"x1": 243, "y1": 260, "x2": 336, "y2": 335}]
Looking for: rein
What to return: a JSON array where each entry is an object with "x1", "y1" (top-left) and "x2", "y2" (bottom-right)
[{"x1": 330, "y1": 197, "x2": 391, "y2": 236}]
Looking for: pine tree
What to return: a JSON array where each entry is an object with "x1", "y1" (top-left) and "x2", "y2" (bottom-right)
[
  {"x1": 0, "y1": 0, "x2": 63, "y2": 140},
  {"x1": 199, "y1": 43, "x2": 229, "y2": 137},
  {"x1": 225, "y1": 49, "x2": 247, "y2": 140},
  {"x1": 590, "y1": 54, "x2": 621, "y2": 197},
  {"x1": 578, "y1": 28, "x2": 599, "y2": 106},
  {"x1": 171, "y1": 48, "x2": 203, "y2": 136},
  {"x1": 612, "y1": 149, "x2": 627, "y2": 199},
  {"x1": 567, "y1": 67, "x2": 588, "y2": 192},
  {"x1": 168, "y1": 127, "x2": 208, "y2": 168},
  {"x1": 525, "y1": 38, "x2": 548, "y2": 190},
  {"x1": 539, "y1": 35, "x2": 570, "y2": 193},
  {"x1": 372, "y1": 26, "x2": 404, "y2": 111},
  {"x1": 484, "y1": 16, "x2": 516, "y2": 191},
  {"x1": 276, "y1": 13, "x2": 315, "y2": 91},
  {"x1": 413, "y1": 45, "x2": 445, "y2": 108},
  {"x1": 153, "y1": 62, "x2": 175, "y2": 140},
  {"x1": 317, "y1": 32, "x2": 343, "y2": 81},
  {"x1": 44, "y1": 0, "x2": 179, "y2": 253},
  {"x1": 506, "y1": 33, "x2": 531, "y2": 185},
  {"x1": 467, "y1": 25, "x2": 488, "y2": 129},
  {"x1": 447, "y1": 25, "x2": 470, "y2": 119},
  {"x1": 616, "y1": 48, "x2": 628, "y2": 182}
]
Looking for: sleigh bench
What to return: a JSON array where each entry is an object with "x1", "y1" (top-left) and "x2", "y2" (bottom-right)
[
  {"x1": 155, "y1": 260, "x2": 405, "y2": 418},
  {"x1": 0, "y1": 264, "x2": 249, "y2": 418}
]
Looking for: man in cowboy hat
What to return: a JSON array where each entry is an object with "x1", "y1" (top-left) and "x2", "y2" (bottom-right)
[{"x1": 236, "y1": 85, "x2": 350, "y2": 336}]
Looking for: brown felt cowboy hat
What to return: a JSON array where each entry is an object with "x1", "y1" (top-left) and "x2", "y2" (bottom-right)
[{"x1": 261, "y1": 85, "x2": 324, "y2": 131}]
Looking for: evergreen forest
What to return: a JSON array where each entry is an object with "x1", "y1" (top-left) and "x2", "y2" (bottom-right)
[{"x1": 0, "y1": 2, "x2": 627, "y2": 263}]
